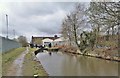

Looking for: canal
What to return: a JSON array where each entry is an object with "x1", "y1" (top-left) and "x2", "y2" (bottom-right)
[{"x1": 36, "y1": 51, "x2": 118, "y2": 76}]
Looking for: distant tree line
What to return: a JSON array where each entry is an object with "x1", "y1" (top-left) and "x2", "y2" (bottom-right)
[{"x1": 17, "y1": 36, "x2": 28, "y2": 47}]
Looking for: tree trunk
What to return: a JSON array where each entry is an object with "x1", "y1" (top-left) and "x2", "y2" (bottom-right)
[
  {"x1": 73, "y1": 24, "x2": 79, "y2": 48},
  {"x1": 112, "y1": 26, "x2": 114, "y2": 38}
]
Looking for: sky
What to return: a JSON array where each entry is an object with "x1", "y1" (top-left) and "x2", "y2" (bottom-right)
[
  {"x1": 1, "y1": 0, "x2": 117, "y2": 42},
  {"x1": 0, "y1": 2, "x2": 77, "y2": 42}
]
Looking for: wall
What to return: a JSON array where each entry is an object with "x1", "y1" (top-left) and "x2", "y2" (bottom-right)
[{"x1": 0, "y1": 36, "x2": 21, "y2": 53}]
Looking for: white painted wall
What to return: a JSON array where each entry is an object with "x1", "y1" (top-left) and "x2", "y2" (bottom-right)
[{"x1": 42, "y1": 38, "x2": 53, "y2": 47}]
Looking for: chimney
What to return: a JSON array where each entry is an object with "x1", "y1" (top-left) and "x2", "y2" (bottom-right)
[{"x1": 54, "y1": 35, "x2": 57, "y2": 39}]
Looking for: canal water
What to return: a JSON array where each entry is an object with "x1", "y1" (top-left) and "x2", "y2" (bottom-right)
[{"x1": 36, "y1": 51, "x2": 118, "y2": 76}]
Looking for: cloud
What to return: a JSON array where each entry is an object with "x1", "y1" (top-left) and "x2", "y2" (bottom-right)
[
  {"x1": 7, "y1": 2, "x2": 75, "y2": 17},
  {"x1": 0, "y1": 0, "x2": 91, "y2": 2},
  {"x1": 0, "y1": 2, "x2": 75, "y2": 42}
]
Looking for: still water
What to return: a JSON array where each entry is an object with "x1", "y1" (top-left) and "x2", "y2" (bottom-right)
[{"x1": 36, "y1": 51, "x2": 118, "y2": 76}]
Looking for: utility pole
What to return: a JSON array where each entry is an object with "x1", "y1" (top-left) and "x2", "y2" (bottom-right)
[{"x1": 6, "y1": 14, "x2": 8, "y2": 39}]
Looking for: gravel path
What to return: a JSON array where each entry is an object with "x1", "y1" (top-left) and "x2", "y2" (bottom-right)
[{"x1": 6, "y1": 47, "x2": 29, "y2": 76}]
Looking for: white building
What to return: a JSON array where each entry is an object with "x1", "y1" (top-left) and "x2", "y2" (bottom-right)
[{"x1": 42, "y1": 38, "x2": 53, "y2": 47}]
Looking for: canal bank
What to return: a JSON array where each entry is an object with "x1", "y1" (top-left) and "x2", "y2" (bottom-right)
[
  {"x1": 36, "y1": 51, "x2": 118, "y2": 76},
  {"x1": 60, "y1": 46, "x2": 120, "y2": 62},
  {"x1": 22, "y1": 48, "x2": 48, "y2": 76}
]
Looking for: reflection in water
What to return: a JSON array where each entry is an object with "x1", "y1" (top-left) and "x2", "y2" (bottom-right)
[
  {"x1": 36, "y1": 51, "x2": 118, "y2": 76},
  {"x1": 49, "y1": 52, "x2": 52, "y2": 56}
]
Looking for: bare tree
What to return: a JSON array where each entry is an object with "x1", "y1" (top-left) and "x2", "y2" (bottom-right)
[
  {"x1": 61, "y1": 3, "x2": 90, "y2": 53},
  {"x1": 87, "y1": 2, "x2": 120, "y2": 38},
  {"x1": 61, "y1": 2, "x2": 119, "y2": 54},
  {"x1": 61, "y1": 17, "x2": 73, "y2": 45}
]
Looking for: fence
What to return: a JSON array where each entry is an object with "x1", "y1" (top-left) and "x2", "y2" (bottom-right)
[{"x1": 0, "y1": 36, "x2": 22, "y2": 53}]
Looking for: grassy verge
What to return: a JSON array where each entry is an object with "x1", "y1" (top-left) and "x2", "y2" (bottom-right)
[
  {"x1": 22, "y1": 48, "x2": 48, "y2": 76},
  {"x1": 2, "y1": 47, "x2": 26, "y2": 75}
]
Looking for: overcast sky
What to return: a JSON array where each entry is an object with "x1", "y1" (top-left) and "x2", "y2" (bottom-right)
[
  {"x1": 0, "y1": 2, "x2": 78, "y2": 42},
  {"x1": 1, "y1": 0, "x2": 118, "y2": 43}
]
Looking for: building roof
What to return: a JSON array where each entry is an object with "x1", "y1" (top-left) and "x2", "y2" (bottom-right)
[
  {"x1": 31, "y1": 35, "x2": 59, "y2": 44},
  {"x1": 32, "y1": 36, "x2": 59, "y2": 40}
]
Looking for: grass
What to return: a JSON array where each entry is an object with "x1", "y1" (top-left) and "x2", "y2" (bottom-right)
[
  {"x1": 98, "y1": 41, "x2": 117, "y2": 48},
  {"x1": 22, "y1": 48, "x2": 48, "y2": 76},
  {"x1": 2, "y1": 47, "x2": 26, "y2": 76}
]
